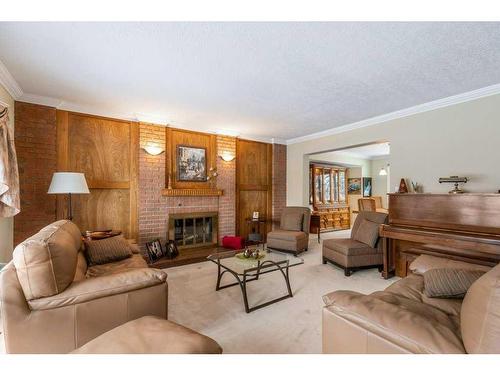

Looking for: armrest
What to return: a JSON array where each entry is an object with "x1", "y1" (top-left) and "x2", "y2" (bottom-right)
[
  {"x1": 28, "y1": 268, "x2": 167, "y2": 311},
  {"x1": 323, "y1": 290, "x2": 465, "y2": 353}
]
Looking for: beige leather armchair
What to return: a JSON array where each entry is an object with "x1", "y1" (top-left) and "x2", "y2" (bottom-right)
[
  {"x1": 267, "y1": 207, "x2": 311, "y2": 256},
  {"x1": 0, "y1": 220, "x2": 168, "y2": 353},
  {"x1": 322, "y1": 255, "x2": 500, "y2": 354},
  {"x1": 322, "y1": 211, "x2": 388, "y2": 276}
]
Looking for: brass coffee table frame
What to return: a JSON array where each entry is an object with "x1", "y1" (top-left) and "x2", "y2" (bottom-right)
[{"x1": 208, "y1": 251, "x2": 303, "y2": 313}]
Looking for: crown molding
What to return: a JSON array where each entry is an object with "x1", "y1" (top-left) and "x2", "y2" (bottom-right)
[
  {"x1": 286, "y1": 83, "x2": 500, "y2": 145},
  {"x1": 0, "y1": 59, "x2": 22, "y2": 99},
  {"x1": 18, "y1": 93, "x2": 64, "y2": 108}
]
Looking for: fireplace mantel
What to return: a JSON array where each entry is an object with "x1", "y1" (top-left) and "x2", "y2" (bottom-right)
[{"x1": 161, "y1": 188, "x2": 223, "y2": 197}]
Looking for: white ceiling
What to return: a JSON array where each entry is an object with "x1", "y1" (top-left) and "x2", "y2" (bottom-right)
[
  {"x1": 330, "y1": 142, "x2": 390, "y2": 160},
  {"x1": 1, "y1": 22, "x2": 500, "y2": 143}
]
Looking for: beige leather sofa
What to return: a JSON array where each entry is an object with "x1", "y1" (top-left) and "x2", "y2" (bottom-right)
[
  {"x1": 267, "y1": 206, "x2": 311, "y2": 256},
  {"x1": 322, "y1": 254, "x2": 500, "y2": 354},
  {"x1": 0, "y1": 220, "x2": 168, "y2": 354},
  {"x1": 322, "y1": 211, "x2": 388, "y2": 276}
]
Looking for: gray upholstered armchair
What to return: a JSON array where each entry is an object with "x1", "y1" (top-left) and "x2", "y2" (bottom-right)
[
  {"x1": 267, "y1": 206, "x2": 311, "y2": 256},
  {"x1": 322, "y1": 211, "x2": 388, "y2": 276}
]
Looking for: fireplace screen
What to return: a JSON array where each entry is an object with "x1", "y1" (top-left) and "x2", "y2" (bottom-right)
[{"x1": 170, "y1": 212, "x2": 217, "y2": 249}]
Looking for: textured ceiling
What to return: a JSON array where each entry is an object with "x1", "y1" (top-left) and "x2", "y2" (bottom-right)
[{"x1": 1, "y1": 22, "x2": 500, "y2": 142}]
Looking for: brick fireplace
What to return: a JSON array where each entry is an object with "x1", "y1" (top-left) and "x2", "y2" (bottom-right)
[{"x1": 138, "y1": 123, "x2": 237, "y2": 251}]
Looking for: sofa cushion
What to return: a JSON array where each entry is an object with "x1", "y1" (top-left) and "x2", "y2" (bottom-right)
[
  {"x1": 281, "y1": 212, "x2": 303, "y2": 231},
  {"x1": 84, "y1": 235, "x2": 133, "y2": 266},
  {"x1": 323, "y1": 290, "x2": 465, "y2": 353},
  {"x1": 323, "y1": 238, "x2": 378, "y2": 256},
  {"x1": 267, "y1": 229, "x2": 306, "y2": 242},
  {"x1": 461, "y1": 263, "x2": 500, "y2": 354},
  {"x1": 423, "y1": 268, "x2": 485, "y2": 299},
  {"x1": 353, "y1": 219, "x2": 379, "y2": 248},
  {"x1": 409, "y1": 254, "x2": 491, "y2": 275},
  {"x1": 13, "y1": 220, "x2": 81, "y2": 300},
  {"x1": 384, "y1": 273, "x2": 462, "y2": 317},
  {"x1": 86, "y1": 254, "x2": 149, "y2": 278},
  {"x1": 71, "y1": 316, "x2": 222, "y2": 354}
]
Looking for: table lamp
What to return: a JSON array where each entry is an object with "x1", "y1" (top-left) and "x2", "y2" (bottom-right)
[{"x1": 48, "y1": 172, "x2": 90, "y2": 220}]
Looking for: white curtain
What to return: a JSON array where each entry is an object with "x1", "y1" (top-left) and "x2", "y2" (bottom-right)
[{"x1": 0, "y1": 106, "x2": 20, "y2": 217}]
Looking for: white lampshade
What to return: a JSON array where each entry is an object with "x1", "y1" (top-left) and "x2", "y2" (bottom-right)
[
  {"x1": 379, "y1": 168, "x2": 388, "y2": 176},
  {"x1": 48, "y1": 173, "x2": 90, "y2": 194}
]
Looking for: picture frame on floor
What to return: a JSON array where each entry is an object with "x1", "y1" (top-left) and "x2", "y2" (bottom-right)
[{"x1": 145, "y1": 239, "x2": 164, "y2": 262}]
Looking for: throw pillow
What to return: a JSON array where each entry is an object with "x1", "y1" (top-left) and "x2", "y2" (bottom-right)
[
  {"x1": 423, "y1": 268, "x2": 486, "y2": 298},
  {"x1": 281, "y1": 212, "x2": 303, "y2": 231},
  {"x1": 353, "y1": 218, "x2": 379, "y2": 248},
  {"x1": 84, "y1": 235, "x2": 133, "y2": 266}
]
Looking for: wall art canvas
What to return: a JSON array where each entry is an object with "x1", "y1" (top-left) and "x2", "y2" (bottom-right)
[
  {"x1": 362, "y1": 177, "x2": 372, "y2": 197},
  {"x1": 347, "y1": 178, "x2": 361, "y2": 195},
  {"x1": 177, "y1": 146, "x2": 207, "y2": 181}
]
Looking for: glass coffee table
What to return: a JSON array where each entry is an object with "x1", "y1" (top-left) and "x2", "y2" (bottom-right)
[{"x1": 207, "y1": 248, "x2": 304, "y2": 313}]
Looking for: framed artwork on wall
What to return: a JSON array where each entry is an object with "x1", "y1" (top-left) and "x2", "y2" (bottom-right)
[
  {"x1": 362, "y1": 177, "x2": 372, "y2": 197},
  {"x1": 347, "y1": 178, "x2": 361, "y2": 195},
  {"x1": 176, "y1": 145, "x2": 207, "y2": 182}
]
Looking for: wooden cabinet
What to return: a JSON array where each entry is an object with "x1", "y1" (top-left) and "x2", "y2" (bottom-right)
[{"x1": 309, "y1": 163, "x2": 350, "y2": 233}]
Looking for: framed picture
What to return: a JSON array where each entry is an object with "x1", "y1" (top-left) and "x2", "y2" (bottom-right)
[
  {"x1": 145, "y1": 239, "x2": 164, "y2": 263},
  {"x1": 362, "y1": 177, "x2": 372, "y2": 197},
  {"x1": 177, "y1": 145, "x2": 207, "y2": 181},
  {"x1": 347, "y1": 178, "x2": 361, "y2": 195}
]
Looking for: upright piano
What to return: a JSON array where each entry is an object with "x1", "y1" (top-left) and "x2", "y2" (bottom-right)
[{"x1": 380, "y1": 193, "x2": 500, "y2": 278}]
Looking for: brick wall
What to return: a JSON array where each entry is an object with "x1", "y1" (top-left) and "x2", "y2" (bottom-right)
[
  {"x1": 272, "y1": 143, "x2": 287, "y2": 228},
  {"x1": 14, "y1": 102, "x2": 57, "y2": 245},
  {"x1": 138, "y1": 123, "x2": 169, "y2": 247},
  {"x1": 138, "y1": 125, "x2": 237, "y2": 249},
  {"x1": 216, "y1": 136, "x2": 236, "y2": 240}
]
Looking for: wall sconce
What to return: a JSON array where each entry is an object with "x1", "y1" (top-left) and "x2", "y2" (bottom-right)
[
  {"x1": 219, "y1": 151, "x2": 235, "y2": 162},
  {"x1": 142, "y1": 142, "x2": 164, "y2": 156}
]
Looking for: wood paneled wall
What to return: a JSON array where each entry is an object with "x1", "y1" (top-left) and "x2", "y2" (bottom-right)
[
  {"x1": 56, "y1": 111, "x2": 139, "y2": 239},
  {"x1": 236, "y1": 139, "x2": 273, "y2": 240}
]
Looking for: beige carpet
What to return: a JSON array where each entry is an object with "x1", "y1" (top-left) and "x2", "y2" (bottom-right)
[
  {"x1": 167, "y1": 230, "x2": 396, "y2": 354},
  {"x1": 0, "y1": 230, "x2": 396, "y2": 354}
]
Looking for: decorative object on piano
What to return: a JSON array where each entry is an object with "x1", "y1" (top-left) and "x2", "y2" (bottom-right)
[
  {"x1": 348, "y1": 178, "x2": 361, "y2": 195},
  {"x1": 439, "y1": 176, "x2": 468, "y2": 194},
  {"x1": 164, "y1": 240, "x2": 179, "y2": 259},
  {"x1": 411, "y1": 181, "x2": 422, "y2": 193},
  {"x1": 177, "y1": 145, "x2": 207, "y2": 182},
  {"x1": 398, "y1": 178, "x2": 408, "y2": 193},
  {"x1": 362, "y1": 177, "x2": 372, "y2": 197},
  {"x1": 145, "y1": 239, "x2": 165, "y2": 263}
]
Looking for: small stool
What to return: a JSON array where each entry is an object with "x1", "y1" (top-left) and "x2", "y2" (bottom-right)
[{"x1": 71, "y1": 316, "x2": 222, "y2": 354}]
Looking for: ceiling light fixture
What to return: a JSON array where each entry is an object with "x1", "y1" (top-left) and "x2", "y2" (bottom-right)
[{"x1": 379, "y1": 163, "x2": 390, "y2": 176}]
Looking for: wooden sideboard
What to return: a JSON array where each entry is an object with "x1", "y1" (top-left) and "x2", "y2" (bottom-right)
[
  {"x1": 311, "y1": 206, "x2": 350, "y2": 234},
  {"x1": 380, "y1": 193, "x2": 500, "y2": 279}
]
